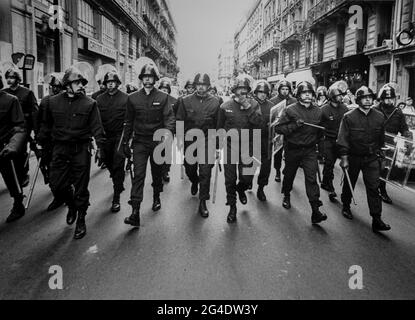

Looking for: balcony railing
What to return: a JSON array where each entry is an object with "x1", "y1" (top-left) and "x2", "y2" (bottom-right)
[
  {"x1": 280, "y1": 21, "x2": 303, "y2": 43},
  {"x1": 308, "y1": 0, "x2": 348, "y2": 23},
  {"x1": 78, "y1": 19, "x2": 97, "y2": 39}
]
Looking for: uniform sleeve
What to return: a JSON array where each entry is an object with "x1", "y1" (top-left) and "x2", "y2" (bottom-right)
[
  {"x1": 29, "y1": 90, "x2": 39, "y2": 113},
  {"x1": 38, "y1": 98, "x2": 53, "y2": 146},
  {"x1": 247, "y1": 103, "x2": 264, "y2": 128},
  {"x1": 163, "y1": 96, "x2": 176, "y2": 134},
  {"x1": 123, "y1": 96, "x2": 135, "y2": 143},
  {"x1": 10, "y1": 97, "x2": 26, "y2": 135},
  {"x1": 88, "y1": 102, "x2": 106, "y2": 147},
  {"x1": 336, "y1": 116, "x2": 350, "y2": 156},
  {"x1": 274, "y1": 108, "x2": 299, "y2": 136}
]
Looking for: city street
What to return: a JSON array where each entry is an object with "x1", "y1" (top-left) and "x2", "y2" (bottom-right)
[{"x1": 0, "y1": 155, "x2": 415, "y2": 300}]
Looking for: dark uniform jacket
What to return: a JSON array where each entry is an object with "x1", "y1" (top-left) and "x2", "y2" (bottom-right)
[
  {"x1": 96, "y1": 90, "x2": 128, "y2": 137},
  {"x1": 337, "y1": 108, "x2": 385, "y2": 158},
  {"x1": 374, "y1": 103, "x2": 409, "y2": 136},
  {"x1": 39, "y1": 92, "x2": 106, "y2": 147},
  {"x1": 275, "y1": 102, "x2": 323, "y2": 148},
  {"x1": 255, "y1": 99, "x2": 274, "y2": 138},
  {"x1": 92, "y1": 89, "x2": 106, "y2": 100},
  {"x1": 320, "y1": 102, "x2": 349, "y2": 140},
  {"x1": 124, "y1": 88, "x2": 175, "y2": 142},
  {"x1": 0, "y1": 91, "x2": 26, "y2": 152},
  {"x1": 270, "y1": 94, "x2": 297, "y2": 106},
  {"x1": 176, "y1": 93, "x2": 220, "y2": 136},
  {"x1": 3, "y1": 86, "x2": 38, "y2": 132}
]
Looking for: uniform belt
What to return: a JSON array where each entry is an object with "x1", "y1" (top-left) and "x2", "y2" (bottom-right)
[{"x1": 285, "y1": 142, "x2": 316, "y2": 150}]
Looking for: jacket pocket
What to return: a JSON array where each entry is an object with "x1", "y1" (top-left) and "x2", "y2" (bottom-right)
[
  {"x1": 148, "y1": 106, "x2": 163, "y2": 123},
  {"x1": 52, "y1": 111, "x2": 66, "y2": 128},
  {"x1": 71, "y1": 111, "x2": 89, "y2": 130}
]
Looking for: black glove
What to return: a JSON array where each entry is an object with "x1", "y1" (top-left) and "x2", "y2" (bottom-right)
[
  {"x1": 119, "y1": 142, "x2": 132, "y2": 159},
  {"x1": 0, "y1": 146, "x2": 16, "y2": 159},
  {"x1": 340, "y1": 155, "x2": 349, "y2": 169},
  {"x1": 96, "y1": 148, "x2": 105, "y2": 167},
  {"x1": 296, "y1": 119, "x2": 305, "y2": 127}
]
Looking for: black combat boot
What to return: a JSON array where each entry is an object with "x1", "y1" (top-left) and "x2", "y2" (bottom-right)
[
  {"x1": 66, "y1": 207, "x2": 77, "y2": 225},
  {"x1": 372, "y1": 217, "x2": 391, "y2": 233},
  {"x1": 124, "y1": 206, "x2": 140, "y2": 227},
  {"x1": 74, "y1": 211, "x2": 87, "y2": 240},
  {"x1": 6, "y1": 195, "x2": 25, "y2": 223},
  {"x1": 191, "y1": 181, "x2": 199, "y2": 196},
  {"x1": 257, "y1": 186, "x2": 267, "y2": 202},
  {"x1": 227, "y1": 205, "x2": 237, "y2": 223},
  {"x1": 275, "y1": 170, "x2": 281, "y2": 182},
  {"x1": 47, "y1": 197, "x2": 65, "y2": 212},
  {"x1": 111, "y1": 192, "x2": 121, "y2": 213},
  {"x1": 198, "y1": 200, "x2": 209, "y2": 218},
  {"x1": 282, "y1": 194, "x2": 291, "y2": 209},
  {"x1": 311, "y1": 202, "x2": 327, "y2": 224},
  {"x1": 342, "y1": 206, "x2": 353, "y2": 220},
  {"x1": 236, "y1": 184, "x2": 247, "y2": 205},
  {"x1": 152, "y1": 193, "x2": 161, "y2": 212}
]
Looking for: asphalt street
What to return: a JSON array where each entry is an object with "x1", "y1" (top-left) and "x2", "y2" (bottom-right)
[{"x1": 0, "y1": 154, "x2": 415, "y2": 300}]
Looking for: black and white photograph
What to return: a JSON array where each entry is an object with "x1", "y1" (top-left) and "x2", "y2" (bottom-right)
[{"x1": 0, "y1": 0, "x2": 415, "y2": 305}]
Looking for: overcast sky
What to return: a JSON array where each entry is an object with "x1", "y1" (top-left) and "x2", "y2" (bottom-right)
[{"x1": 169, "y1": 0, "x2": 256, "y2": 85}]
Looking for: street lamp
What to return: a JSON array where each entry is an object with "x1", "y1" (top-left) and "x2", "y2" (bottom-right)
[{"x1": 11, "y1": 52, "x2": 36, "y2": 87}]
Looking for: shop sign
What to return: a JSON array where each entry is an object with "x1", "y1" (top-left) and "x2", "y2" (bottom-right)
[{"x1": 88, "y1": 39, "x2": 118, "y2": 60}]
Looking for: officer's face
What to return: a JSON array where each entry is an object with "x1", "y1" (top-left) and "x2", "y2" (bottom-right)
[
  {"x1": 69, "y1": 80, "x2": 85, "y2": 95},
  {"x1": 256, "y1": 91, "x2": 268, "y2": 102},
  {"x1": 333, "y1": 94, "x2": 344, "y2": 104},
  {"x1": 300, "y1": 91, "x2": 313, "y2": 103},
  {"x1": 106, "y1": 80, "x2": 117, "y2": 92},
  {"x1": 6, "y1": 77, "x2": 18, "y2": 87},
  {"x1": 383, "y1": 98, "x2": 396, "y2": 107},
  {"x1": 159, "y1": 87, "x2": 170, "y2": 94},
  {"x1": 50, "y1": 85, "x2": 61, "y2": 96},
  {"x1": 235, "y1": 88, "x2": 248, "y2": 97},
  {"x1": 196, "y1": 84, "x2": 209, "y2": 96},
  {"x1": 279, "y1": 87, "x2": 290, "y2": 97},
  {"x1": 186, "y1": 86, "x2": 195, "y2": 94},
  {"x1": 142, "y1": 76, "x2": 155, "y2": 88},
  {"x1": 360, "y1": 96, "x2": 373, "y2": 109}
]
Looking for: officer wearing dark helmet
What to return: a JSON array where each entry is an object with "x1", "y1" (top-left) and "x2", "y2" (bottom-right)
[
  {"x1": 3, "y1": 68, "x2": 38, "y2": 188},
  {"x1": 320, "y1": 81, "x2": 349, "y2": 201},
  {"x1": 183, "y1": 79, "x2": 195, "y2": 96},
  {"x1": 217, "y1": 75, "x2": 263, "y2": 223},
  {"x1": 96, "y1": 71, "x2": 128, "y2": 213},
  {"x1": 337, "y1": 86, "x2": 391, "y2": 232},
  {"x1": 38, "y1": 66, "x2": 106, "y2": 240},
  {"x1": 158, "y1": 77, "x2": 178, "y2": 182},
  {"x1": 176, "y1": 73, "x2": 220, "y2": 218},
  {"x1": 275, "y1": 81, "x2": 327, "y2": 225},
  {"x1": 120, "y1": 63, "x2": 175, "y2": 228},
  {"x1": 252, "y1": 80, "x2": 274, "y2": 201},
  {"x1": 0, "y1": 81, "x2": 27, "y2": 223},
  {"x1": 270, "y1": 80, "x2": 297, "y2": 182},
  {"x1": 36, "y1": 73, "x2": 66, "y2": 212},
  {"x1": 374, "y1": 84, "x2": 411, "y2": 204}
]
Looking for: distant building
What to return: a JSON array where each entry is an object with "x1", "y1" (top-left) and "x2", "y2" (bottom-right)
[{"x1": 218, "y1": 38, "x2": 234, "y2": 93}]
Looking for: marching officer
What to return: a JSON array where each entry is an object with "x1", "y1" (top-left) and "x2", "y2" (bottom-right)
[
  {"x1": 183, "y1": 79, "x2": 195, "y2": 96},
  {"x1": 375, "y1": 84, "x2": 411, "y2": 204},
  {"x1": 316, "y1": 86, "x2": 328, "y2": 107},
  {"x1": 270, "y1": 80, "x2": 297, "y2": 182},
  {"x1": 36, "y1": 73, "x2": 66, "y2": 212},
  {"x1": 158, "y1": 77, "x2": 178, "y2": 183},
  {"x1": 253, "y1": 80, "x2": 274, "y2": 201},
  {"x1": 275, "y1": 81, "x2": 327, "y2": 225},
  {"x1": 38, "y1": 66, "x2": 106, "y2": 240},
  {"x1": 121, "y1": 63, "x2": 175, "y2": 228},
  {"x1": 92, "y1": 78, "x2": 107, "y2": 100},
  {"x1": 96, "y1": 71, "x2": 128, "y2": 213},
  {"x1": 337, "y1": 86, "x2": 391, "y2": 232},
  {"x1": 3, "y1": 68, "x2": 38, "y2": 187},
  {"x1": 176, "y1": 73, "x2": 221, "y2": 218},
  {"x1": 0, "y1": 84, "x2": 27, "y2": 223},
  {"x1": 320, "y1": 82, "x2": 349, "y2": 201},
  {"x1": 217, "y1": 75, "x2": 263, "y2": 223}
]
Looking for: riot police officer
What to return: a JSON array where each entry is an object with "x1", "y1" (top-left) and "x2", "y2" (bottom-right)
[
  {"x1": 36, "y1": 73, "x2": 66, "y2": 212},
  {"x1": 217, "y1": 75, "x2": 263, "y2": 223},
  {"x1": 176, "y1": 73, "x2": 220, "y2": 218},
  {"x1": 96, "y1": 71, "x2": 128, "y2": 213},
  {"x1": 121, "y1": 63, "x2": 175, "y2": 228},
  {"x1": 270, "y1": 80, "x2": 297, "y2": 182},
  {"x1": 337, "y1": 86, "x2": 391, "y2": 232},
  {"x1": 38, "y1": 66, "x2": 106, "y2": 240},
  {"x1": 3, "y1": 68, "x2": 38, "y2": 187},
  {"x1": 183, "y1": 79, "x2": 195, "y2": 96},
  {"x1": 158, "y1": 77, "x2": 178, "y2": 183},
  {"x1": 320, "y1": 82, "x2": 349, "y2": 201},
  {"x1": 316, "y1": 86, "x2": 328, "y2": 107},
  {"x1": 375, "y1": 84, "x2": 411, "y2": 204},
  {"x1": 0, "y1": 87, "x2": 27, "y2": 223},
  {"x1": 275, "y1": 81, "x2": 327, "y2": 225},
  {"x1": 253, "y1": 80, "x2": 274, "y2": 201}
]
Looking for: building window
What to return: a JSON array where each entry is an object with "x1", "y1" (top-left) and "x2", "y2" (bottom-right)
[
  {"x1": 78, "y1": 0, "x2": 96, "y2": 38},
  {"x1": 102, "y1": 16, "x2": 116, "y2": 47}
]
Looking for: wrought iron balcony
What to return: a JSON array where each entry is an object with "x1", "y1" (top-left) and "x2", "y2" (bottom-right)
[
  {"x1": 308, "y1": 0, "x2": 348, "y2": 24},
  {"x1": 280, "y1": 21, "x2": 304, "y2": 45}
]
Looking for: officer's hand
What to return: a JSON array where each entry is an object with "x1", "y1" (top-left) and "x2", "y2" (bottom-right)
[
  {"x1": 0, "y1": 147, "x2": 15, "y2": 159},
  {"x1": 296, "y1": 119, "x2": 305, "y2": 127},
  {"x1": 96, "y1": 148, "x2": 105, "y2": 167},
  {"x1": 340, "y1": 156, "x2": 349, "y2": 169},
  {"x1": 122, "y1": 143, "x2": 132, "y2": 159}
]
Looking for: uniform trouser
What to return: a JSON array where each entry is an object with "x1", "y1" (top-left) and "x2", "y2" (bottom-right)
[
  {"x1": 273, "y1": 148, "x2": 283, "y2": 172},
  {"x1": 161, "y1": 137, "x2": 173, "y2": 177},
  {"x1": 130, "y1": 139, "x2": 164, "y2": 208},
  {"x1": 258, "y1": 138, "x2": 272, "y2": 187},
  {"x1": 0, "y1": 157, "x2": 23, "y2": 198},
  {"x1": 341, "y1": 155, "x2": 382, "y2": 218},
  {"x1": 103, "y1": 136, "x2": 125, "y2": 194},
  {"x1": 14, "y1": 146, "x2": 29, "y2": 184},
  {"x1": 282, "y1": 145, "x2": 321, "y2": 206},
  {"x1": 183, "y1": 140, "x2": 215, "y2": 201},
  {"x1": 49, "y1": 142, "x2": 91, "y2": 212},
  {"x1": 322, "y1": 138, "x2": 338, "y2": 186}
]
